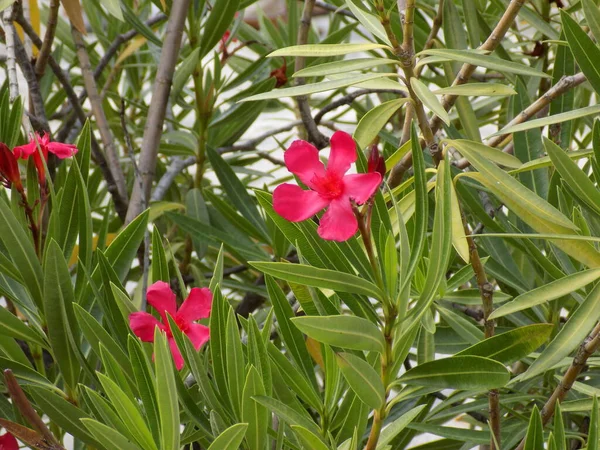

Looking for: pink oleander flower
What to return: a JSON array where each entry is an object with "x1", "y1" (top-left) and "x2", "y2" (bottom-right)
[
  {"x1": 273, "y1": 131, "x2": 382, "y2": 242},
  {"x1": 0, "y1": 432, "x2": 18, "y2": 450},
  {"x1": 0, "y1": 143, "x2": 22, "y2": 191},
  {"x1": 129, "y1": 281, "x2": 212, "y2": 370},
  {"x1": 13, "y1": 132, "x2": 78, "y2": 185}
]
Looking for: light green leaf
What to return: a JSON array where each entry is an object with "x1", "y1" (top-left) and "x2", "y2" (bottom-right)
[
  {"x1": 561, "y1": 10, "x2": 600, "y2": 95},
  {"x1": 0, "y1": 306, "x2": 47, "y2": 349},
  {"x1": 251, "y1": 262, "x2": 383, "y2": 299},
  {"x1": 515, "y1": 281, "x2": 600, "y2": 382},
  {"x1": 81, "y1": 419, "x2": 143, "y2": 450},
  {"x1": 354, "y1": 98, "x2": 410, "y2": 149},
  {"x1": 524, "y1": 406, "x2": 544, "y2": 450},
  {"x1": 433, "y1": 83, "x2": 516, "y2": 96},
  {"x1": 103, "y1": 0, "x2": 123, "y2": 21},
  {"x1": 291, "y1": 426, "x2": 329, "y2": 450},
  {"x1": 293, "y1": 58, "x2": 398, "y2": 78},
  {"x1": 171, "y1": 48, "x2": 200, "y2": 100},
  {"x1": 291, "y1": 315, "x2": 385, "y2": 353},
  {"x1": 241, "y1": 367, "x2": 268, "y2": 450},
  {"x1": 400, "y1": 355, "x2": 510, "y2": 389},
  {"x1": 457, "y1": 324, "x2": 554, "y2": 364},
  {"x1": 336, "y1": 353, "x2": 385, "y2": 410},
  {"x1": 344, "y1": 0, "x2": 391, "y2": 45},
  {"x1": 208, "y1": 424, "x2": 248, "y2": 450},
  {"x1": 490, "y1": 269, "x2": 600, "y2": 319},
  {"x1": 268, "y1": 43, "x2": 389, "y2": 57},
  {"x1": 418, "y1": 49, "x2": 551, "y2": 78},
  {"x1": 492, "y1": 105, "x2": 600, "y2": 136},
  {"x1": 450, "y1": 179, "x2": 469, "y2": 263},
  {"x1": 253, "y1": 396, "x2": 320, "y2": 434},
  {"x1": 583, "y1": 0, "x2": 600, "y2": 43},
  {"x1": 376, "y1": 405, "x2": 426, "y2": 448},
  {"x1": 410, "y1": 78, "x2": 450, "y2": 125},
  {"x1": 241, "y1": 73, "x2": 397, "y2": 102},
  {"x1": 154, "y1": 330, "x2": 179, "y2": 450}
]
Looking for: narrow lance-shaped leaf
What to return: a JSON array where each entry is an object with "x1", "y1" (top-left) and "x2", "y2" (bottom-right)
[{"x1": 336, "y1": 353, "x2": 385, "y2": 410}]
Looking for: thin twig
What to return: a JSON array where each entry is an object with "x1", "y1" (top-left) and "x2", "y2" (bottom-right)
[
  {"x1": 314, "y1": 89, "x2": 406, "y2": 124},
  {"x1": 314, "y1": 0, "x2": 354, "y2": 17},
  {"x1": 34, "y1": 0, "x2": 59, "y2": 78},
  {"x1": 217, "y1": 121, "x2": 304, "y2": 154},
  {"x1": 72, "y1": 27, "x2": 128, "y2": 201},
  {"x1": 126, "y1": 0, "x2": 191, "y2": 223},
  {"x1": 294, "y1": 0, "x2": 329, "y2": 149},
  {"x1": 3, "y1": 4, "x2": 19, "y2": 101}
]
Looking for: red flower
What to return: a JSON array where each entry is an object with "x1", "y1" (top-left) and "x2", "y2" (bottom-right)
[
  {"x1": 273, "y1": 131, "x2": 382, "y2": 242},
  {"x1": 129, "y1": 281, "x2": 212, "y2": 370},
  {"x1": 0, "y1": 432, "x2": 18, "y2": 450},
  {"x1": 13, "y1": 132, "x2": 78, "y2": 185},
  {"x1": 0, "y1": 143, "x2": 22, "y2": 191},
  {"x1": 367, "y1": 144, "x2": 386, "y2": 178}
]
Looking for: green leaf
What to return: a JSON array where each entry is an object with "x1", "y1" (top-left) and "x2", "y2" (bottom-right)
[
  {"x1": 0, "y1": 306, "x2": 47, "y2": 349},
  {"x1": 151, "y1": 226, "x2": 170, "y2": 283},
  {"x1": 493, "y1": 105, "x2": 600, "y2": 136},
  {"x1": 241, "y1": 73, "x2": 396, "y2": 102},
  {"x1": 291, "y1": 425, "x2": 329, "y2": 450},
  {"x1": 524, "y1": 406, "x2": 544, "y2": 450},
  {"x1": 291, "y1": 315, "x2": 385, "y2": 353},
  {"x1": 336, "y1": 353, "x2": 385, "y2": 410},
  {"x1": 583, "y1": 0, "x2": 600, "y2": 42},
  {"x1": 449, "y1": 178, "x2": 469, "y2": 263},
  {"x1": 253, "y1": 262, "x2": 383, "y2": 299},
  {"x1": 102, "y1": 0, "x2": 123, "y2": 20},
  {"x1": 545, "y1": 137, "x2": 600, "y2": 216},
  {"x1": 590, "y1": 397, "x2": 599, "y2": 450},
  {"x1": 199, "y1": 0, "x2": 240, "y2": 58},
  {"x1": 207, "y1": 423, "x2": 248, "y2": 450},
  {"x1": 554, "y1": 402, "x2": 566, "y2": 450},
  {"x1": 253, "y1": 395, "x2": 320, "y2": 434},
  {"x1": 354, "y1": 98, "x2": 410, "y2": 149},
  {"x1": 400, "y1": 355, "x2": 510, "y2": 389},
  {"x1": 457, "y1": 324, "x2": 554, "y2": 364},
  {"x1": 171, "y1": 48, "x2": 200, "y2": 100},
  {"x1": 154, "y1": 330, "x2": 179, "y2": 450},
  {"x1": 43, "y1": 240, "x2": 80, "y2": 392},
  {"x1": 81, "y1": 419, "x2": 143, "y2": 450},
  {"x1": 344, "y1": 0, "x2": 391, "y2": 45},
  {"x1": 406, "y1": 423, "x2": 490, "y2": 444},
  {"x1": 410, "y1": 78, "x2": 450, "y2": 125},
  {"x1": 268, "y1": 43, "x2": 389, "y2": 57},
  {"x1": 241, "y1": 366, "x2": 269, "y2": 450},
  {"x1": 225, "y1": 307, "x2": 245, "y2": 418},
  {"x1": 376, "y1": 405, "x2": 427, "y2": 449},
  {"x1": 433, "y1": 83, "x2": 516, "y2": 96},
  {"x1": 514, "y1": 281, "x2": 600, "y2": 382},
  {"x1": 561, "y1": 10, "x2": 600, "y2": 95},
  {"x1": 293, "y1": 58, "x2": 398, "y2": 78},
  {"x1": 490, "y1": 269, "x2": 600, "y2": 319},
  {"x1": 97, "y1": 373, "x2": 158, "y2": 450},
  {"x1": 418, "y1": 49, "x2": 551, "y2": 78}
]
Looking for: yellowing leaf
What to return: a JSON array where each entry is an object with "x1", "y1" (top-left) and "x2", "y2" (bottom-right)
[
  {"x1": 116, "y1": 35, "x2": 149, "y2": 66},
  {"x1": 60, "y1": 0, "x2": 86, "y2": 34}
]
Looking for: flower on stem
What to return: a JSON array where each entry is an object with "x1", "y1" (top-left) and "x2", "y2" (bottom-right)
[
  {"x1": 273, "y1": 131, "x2": 382, "y2": 242},
  {"x1": 367, "y1": 144, "x2": 386, "y2": 179},
  {"x1": 13, "y1": 132, "x2": 78, "y2": 186},
  {"x1": 129, "y1": 281, "x2": 212, "y2": 370},
  {"x1": 0, "y1": 432, "x2": 18, "y2": 450},
  {"x1": 0, "y1": 143, "x2": 22, "y2": 191}
]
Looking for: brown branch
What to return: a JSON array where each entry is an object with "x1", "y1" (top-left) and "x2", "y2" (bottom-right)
[
  {"x1": 514, "y1": 322, "x2": 600, "y2": 450},
  {"x1": 125, "y1": 0, "x2": 191, "y2": 223},
  {"x1": 3, "y1": 370, "x2": 65, "y2": 449},
  {"x1": 71, "y1": 27, "x2": 128, "y2": 202},
  {"x1": 294, "y1": 0, "x2": 329, "y2": 149},
  {"x1": 34, "y1": 0, "x2": 59, "y2": 78}
]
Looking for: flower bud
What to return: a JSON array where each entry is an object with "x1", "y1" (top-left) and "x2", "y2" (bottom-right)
[
  {"x1": 0, "y1": 142, "x2": 22, "y2": 191},
  {"x1": 367, "y1": 145, "x2": 386, "y2": 179}
]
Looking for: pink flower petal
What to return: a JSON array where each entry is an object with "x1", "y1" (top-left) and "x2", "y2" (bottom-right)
[
  {"x1": 185, "y1": 323, "x2": 210, "y2": 350},
  {"x1": 168, "y1": 337, "x2": 185, "y2": 370},
  {"x1": 0, "y1": 432, "x2": 18, "y2": 450},
  {"x1": 12, "y1": 140, "x2": 37, "y2": 159},
  {"x1": 327, "y1": 131, "x2": 356, "y2": 177},
  {"x1": 273, "y1": 183, "x2": 329, "y2": 222},
  {"x1": 47, "y1": 141, "x2": 78, "y2": 159},
  {"x1": 129, "y1": 312, "x2": 166, "y2": 342},
  {"x1": 317, "y1": 197, "x2": 358, "y2": 241},
  {"x1": 177, "y1": 288, "x2": 212, "y2": 322},
  {"x1": 284, "y1": 140, "x2": 325, "y2": 189},
  {"x1": 343, "y1": 172, "x2": 382, "y2": 204},
  {"x1": 146, "y1": 281, "x2": 177, "y2": 324}
]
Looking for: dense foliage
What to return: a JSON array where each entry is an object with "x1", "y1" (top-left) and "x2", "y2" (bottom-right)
[{"x1": 2, "y1": 0, "x2": 600, "y2": 449}]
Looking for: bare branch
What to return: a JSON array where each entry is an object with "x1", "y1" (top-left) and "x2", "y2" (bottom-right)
[
  {"x1": 126, "y1": 0, "x2": 191, "y2": 223},
  {"x1": 314, "y1": 89, "x2": 406, "y2": 124},
  {"x1": 151, "y1": 156, "x2": 196, "y2": 203},
  {"x1": 34, "y1": 0, "x2": 59, "y2": 78},
  {"x1": 72, "y1": 27, "x2": 128, "y2": 201},
  {"x1": 2, "y1": 5, "x2": 19, "y2": 101}
]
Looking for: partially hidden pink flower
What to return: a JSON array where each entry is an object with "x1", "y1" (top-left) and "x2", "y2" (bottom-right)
[
  {"x1": 273, "y1": 131, "x2": 382, "y2": 242},
  {"x1": 0, "y1": 143, "x2": 22, "y2": 191},
  {"x1": 13, "y1": 132, "x2": 78, "y2": 186},
  {"x1": 0, "y1": 432, "x2": 18, "y2": 450},
  {"x1": 129, "y1": 281, "x2": 212, "y2": 370}
]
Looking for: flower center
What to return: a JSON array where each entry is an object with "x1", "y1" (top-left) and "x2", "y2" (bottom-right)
[{"x1": 312, "y1": 172, "x2": 344, "y2": 200}]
